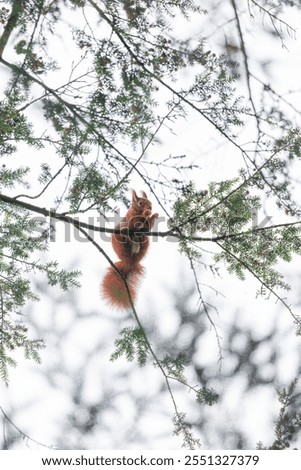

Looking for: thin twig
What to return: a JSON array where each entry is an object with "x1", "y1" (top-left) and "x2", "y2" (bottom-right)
[
  {"x1": 0, "y1": 406, "x2": 55, "y2": 449},
  {"x1": 215, "y1": 241, "x2": 301, "y2": 326},
  {"x1": 188, "y1": 255, "x2": 223, "y2": 366},
  {"x1": 230, "y1": 0, "x2": 261, "y2": 137},
  {"x1": 250, "y1": 0, "x2": 296, "y2": 44},
  {"x1": 14, "y1": 163, "x2": 68, "y2": 201}
]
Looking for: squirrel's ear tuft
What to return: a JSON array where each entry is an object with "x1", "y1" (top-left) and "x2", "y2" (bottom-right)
[
  {"x1": 132, "y1": 190, "x2": 138, "y2": 203},
  {"x1": 141, "y1": 191, "x2": 147, "y2": 199}
]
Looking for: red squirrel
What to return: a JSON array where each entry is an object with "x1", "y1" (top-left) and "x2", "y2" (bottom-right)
[{"x1": 101, "y1": 190, "x2": 158, "y2": 309}]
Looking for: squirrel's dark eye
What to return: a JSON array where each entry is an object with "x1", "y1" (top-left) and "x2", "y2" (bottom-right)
[{"x1": 138, "y1": 200, "x2": 143, "y2": 207}]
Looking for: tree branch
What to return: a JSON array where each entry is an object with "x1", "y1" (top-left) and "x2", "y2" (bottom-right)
[
  {"x1": 215, "y1": 241, "x2": 301, "y2": 326},
  {"x1": 1, "y1": 192, "x2": 300, "y2": 242},
  {"x1": 14, "y1": 162, "x2": 68, "y2": 201},
  {"x1": 0, "y1": 0, "x2": 23, "y2": 58},
  {"x1": 250, "y1": 0, "x2": 296, "y2": 45},
  {"x1": 0, "y1": 406, "x2": 54, "y2": 449},
  {"x1": 166, "y1": 143, "x2": 288, "y2": 235},
  {"x1": 230, "y1": 0, "x2": 261, "y2": 136}
]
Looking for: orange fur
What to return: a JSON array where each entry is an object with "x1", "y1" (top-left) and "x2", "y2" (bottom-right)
[
  {"x1": 102, "y1": 261, "x2": 144, "y2": 309},
  {"x1": 101, "y1": 190, "x2": 158, "y2": 309}
]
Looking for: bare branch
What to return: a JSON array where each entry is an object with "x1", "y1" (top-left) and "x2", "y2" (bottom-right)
[
  {"x1": 188, "y1": 255, "x2": 223, "y2": 365},
  {"x1": 230, "y1": 0, "x2": 261, "y2": 137},
  {"x1": 0, "y1": 406, "x2": 55, "y2": 449},
  {"x1": 215, "y1": 241, "x2": 301, "y2": 326},
  {"x1": 250, "y1": 0, "x2": 296, "y2": 46},
  {"x1": 14, "y1": 162, "x2": 68, "y2": 201}
]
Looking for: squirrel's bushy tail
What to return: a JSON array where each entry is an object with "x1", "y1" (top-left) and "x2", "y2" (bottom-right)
[{"x1": 101, "y1": 261, "x2": 145, "y2": 309}]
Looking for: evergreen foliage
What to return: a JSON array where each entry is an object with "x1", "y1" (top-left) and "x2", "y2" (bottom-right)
[
  {"x1": 257, "y1": 379, "x2": 301, "y2": 449},
  {"x1": 110, "y1": 326, "x2": 149, "y2": 366}
]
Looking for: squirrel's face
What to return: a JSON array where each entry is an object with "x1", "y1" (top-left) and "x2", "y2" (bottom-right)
[{"x1": 137, "y1": 198, "x2": 152, "y2": 217}]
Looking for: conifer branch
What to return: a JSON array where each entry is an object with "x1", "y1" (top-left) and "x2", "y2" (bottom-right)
[
  {"x1": 0, "y1": 0, "x2": 23, "y2": 57},
  {"x1": 1, "y1": 192, "x2": 300, "y2": 241},
  {"x1": 216, "y1": 240, "x2": 301, "y2": 327}
]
